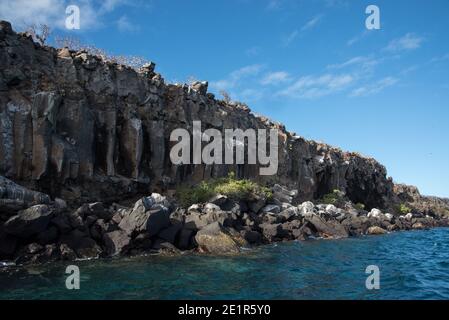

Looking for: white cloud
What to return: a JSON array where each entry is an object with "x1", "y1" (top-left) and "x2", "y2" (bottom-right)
[
  {"x1": 282, "y1": 29, "x2": 299, "y2": 46},
  {"x1": 350, "y1": 77, "x2": 398, "y2": 97},
  {"x1": 283, "y1": 14, "x2": 323, "y2": 46},
  {"x1": 100, "y1": 0, "x2": 127, "y2": 13},
  {"x1": 261, "y1": 71, "x2": 291, "y2": 85},
  {"x1": 327, "y1": 56, "x2": 378, "y2": 70},
  {"x1": 278, "y1": 74, "x2": 354, "y2": 99},
  {"x1": 384, "y1": 33, "x2": 424, "y2": 52},
  {"x1": 347, "y1": 30, "x2": 369, "y2": 46},
  {"x1": 0, "y1": 0, "x2": 67, "y2": 29},
  {"x1": 301, "y1": 15, "x2": 323, "y2": 32},
  {"x1": 117, "y1": 15, "x2": 139, "y2": 33},
  {"x1": 0, "y1": 0, "x2": 143, "y2": 32},
  {"x1": 210, "y1": 64, "x2": 263, "y2": 91}
]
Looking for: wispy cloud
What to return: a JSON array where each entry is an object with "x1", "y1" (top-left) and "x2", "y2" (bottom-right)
[
  {"x1": 347, "y1": 30, "x2": 369, "y2": 46},
  {"x1": 282, "y1": 14, "x2": 323, "y2": 46},
  {"x1": 117, "y1": 15, "x2": 139, "y2": 33},
  {"x1": 327, "y1": 56, "x2": 378, "y2": 71},
  {"x1": 430, "y1": 53, "x2": 449, "y2": 63},
  {"x1": 210, "y1": 64, "x2": 264, "y2": 91},
  {"x1": 350, "y1": 77, "x2": 398, "y2": 97},
  {"x1": 384, "y1": 33, "x2": 424, "y2": 52},
  {"x1": 282, "y1": 30, "x2": 299, "y2": 46},
  {"x1": 278, "y1": 74, "x2": 354, "y2": 99},
  {"x1": 301, "y1": 15, "x2": 323, "y2": 32},
  {"x1": 261, "y1": 71, "x2": 292, "y2": 85}
]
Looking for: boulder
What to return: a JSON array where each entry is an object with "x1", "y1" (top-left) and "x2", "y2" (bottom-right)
[
  {"x1": 194, "y1": 222, "x2": 244, "y2": 254},
  {"x1": 279, "y1": 206, "x2": 300, "y2": 221},
  {"x1": 60, "y1": 230, "x2": 101, "y2": 259},
  {"x1": 51, "y1": 213, "x2": 72, "y2": 234},
  {"x1": 305, "y1": 215, "x2": 348, "y2": 239},
  {"x1": 118, "y1": 198, "x2": 170, "y2": 236},
  {"x1": 367, "y1": 208, "x2": 384, "y2": 220},
  {"x1": 15, "y1": 244, "x2": 60, "y2": 265},
  {"x1": 412, "y1": 222, "x2": 425, "y2": 230},
  {"x1": 151, "y1": 193, "x2": 171, "y2": 208},
  {"x1": 341, "y1": 215, "x2": 370, "y2": 236},
  {"x1": 36, "y1": 225, "x2": 59, "y2": 245},
  {"x1": 59, "y1": 243, "x2": 77, "y2": 260},
  {"x1": 0, "y1": 228, "x2": 17, "y2": 257},
  {"x1": 185, "y1": 210, "x2": 237, "y2": 230},
  {"x1": 367, "y1": 226, "x2": 387, "y2": 235},
  {"x1": 292, "y1": 225, "x2": 313, "y2": 240},
  {"x1": 203, "y1": 203, "x2": 221, "y2": 214},
  {"x1": 298, "y1": 201, "x2": 316, "y2": 218},
  {"x1": 187, "y1": 204, "x2": 201, "y2": 213},
  {"x1": 177, "y1": 228, "x2": 195, "y2": 250},
  {"x1": 87, "y1": 202, "x2": 111, "y2": 220},
  {"x1": 261, "y1": 204, "x2": 281, "y2": 214},
  {"x1": 242, "y1": 230, "x2": 262, "y2": 244},
  {"x1": 103, "y1": 230, "x2": 131, "y2": 256},
  {"x1": 158, "y1": 223, "x2": 182, "y2": 244},
  {"x1": 208, "y1": 194, "x2": 235, "y2": 211},
  {"x1": 4, "y1": 205, "x2": 54, "y2": 238},
  {"x1": 248, "y1": 195, "x2": 267, "y2": 213},
  {"x1": 259, "y1": 223, "x2": 288, "y2": 242},
  {"x1": 190, "y1": 81, "x2": 208, "y2": 95}
]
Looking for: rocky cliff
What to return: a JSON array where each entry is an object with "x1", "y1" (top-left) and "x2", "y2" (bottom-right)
[
  {"x1": 0, "y1": 20, "x2": 402, "y2": 211},
  {"x1": 1, "y1": 20, "x2": 449, "y2": 265}
]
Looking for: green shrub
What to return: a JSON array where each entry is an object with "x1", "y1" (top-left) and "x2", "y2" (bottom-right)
[
  {"x1": 396, "y1": 203, "x2": 411, "y2": 215},
  {"x1": 319, "y1": 189, "x2": 346, "y2": 206},
  {"x1": 176, "y1": 172, "x2": 272, "y2": 208},
  {"x1": 354, "y1": 203, "x2": 365, "y2": 211}
]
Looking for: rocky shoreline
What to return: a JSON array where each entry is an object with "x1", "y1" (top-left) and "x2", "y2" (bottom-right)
[{"x1": 1, "y1": 177, "x2": 448, "y2": 266}]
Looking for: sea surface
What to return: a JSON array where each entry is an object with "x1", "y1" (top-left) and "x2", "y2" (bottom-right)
[{"x1": 1, "y1": 228, "x2": 449, "y2": 300}]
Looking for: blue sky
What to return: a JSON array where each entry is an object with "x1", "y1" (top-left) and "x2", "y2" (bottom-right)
[{"x1": 1, "y1": 0, "x2": 448, "y2": 197}]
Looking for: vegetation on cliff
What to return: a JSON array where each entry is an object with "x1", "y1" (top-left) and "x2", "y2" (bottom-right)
[{"x1": 177, "y1": 172, "x2": 272, "y2": 208}]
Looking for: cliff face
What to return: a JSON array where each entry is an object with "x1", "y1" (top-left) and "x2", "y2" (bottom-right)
[{"x1": 0, "y1": 20, "x2": 398, "y2": 210}]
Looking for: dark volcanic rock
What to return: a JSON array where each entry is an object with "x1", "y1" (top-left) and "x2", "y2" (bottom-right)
[
  {"x1": 103, "y1": 230, "x2": 131, "y2": 256},
  {"x1": 118, "y1": 197, "x2": 170, "y2": 237},
  {"x1": 0, "y1": 227, "x2": 17, "y2": 257},
  {"x1": 4, "y1": 205, "x2": 54, "y2": 238},
  {"x1": 305, "y1": 215, "x2": 348, "y2": 239},
  {"x1": 60, "y1": 230, "x2": 101, "y2": 259},
  {"x1": 0, "y1": 22, "x2": 411, "y2": 213}
]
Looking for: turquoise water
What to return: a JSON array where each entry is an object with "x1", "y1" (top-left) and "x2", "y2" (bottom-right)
[{"x1": 1, "y1": 228, "x2": 449, "y2": 300}]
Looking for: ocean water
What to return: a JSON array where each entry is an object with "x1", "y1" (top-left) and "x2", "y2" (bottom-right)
[{"x1": 1, "y1": 228, "x2": 449, "y2": 300}]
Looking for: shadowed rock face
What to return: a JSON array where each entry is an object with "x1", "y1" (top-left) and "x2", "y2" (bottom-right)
[{"x1": 0, "y1": 20, "x2": 399, "y2": 210}]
